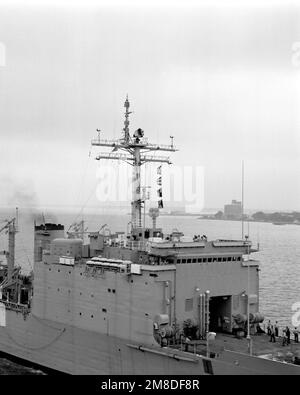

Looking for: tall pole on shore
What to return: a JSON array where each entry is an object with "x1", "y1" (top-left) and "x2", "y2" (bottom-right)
[{"x1": 242, "y1": 160, "x2": 244, "y2": 240}]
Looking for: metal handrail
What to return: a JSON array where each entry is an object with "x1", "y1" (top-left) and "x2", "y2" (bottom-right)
[
  {"x1": 126, "y1": 241, "x2": 148, "y2": 251},
  {"x1": 0, "y1": 300, "x2": 30, "y2": 314}
]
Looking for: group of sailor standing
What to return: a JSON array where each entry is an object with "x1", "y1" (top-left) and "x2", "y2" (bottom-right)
[{"x1": 267, "y1": 320, "x2": 299, "y2": 345}]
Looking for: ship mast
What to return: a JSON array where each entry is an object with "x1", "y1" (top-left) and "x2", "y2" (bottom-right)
[{"x1": 91, "y1": 96, "x2": 177, "y2": 233}]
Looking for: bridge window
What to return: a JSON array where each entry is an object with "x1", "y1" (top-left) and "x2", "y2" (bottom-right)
[
  {"x1": 192, "y1": 258, "x2": 197, "y2": 263},
  {"x1": 187, "y1": 259, "x2": 191, "y2": 263},
  {"x1": 197, "y1": 258, "x2": 202, "y2": 263},
  {"x1": 217, "y1": 257, "x2": 222, "y2": 262},
  {"x1": 177, "y1": 259, "x2": 181, "y2": 263},
  {"x1": 203, "y1": 258, "x2": 208, "y2": 263},
  {"x1": 182, "y1": 259, "x2": 186, "y2": 264}
]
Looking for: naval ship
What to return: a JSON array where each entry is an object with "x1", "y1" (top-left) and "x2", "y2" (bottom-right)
[{"x1": 0, "y1": 97, "x2": 300, "y2": 375}]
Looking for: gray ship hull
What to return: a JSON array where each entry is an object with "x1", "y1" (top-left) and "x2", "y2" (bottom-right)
[{"x1": 0, "y1": 310, "x2": 299, "y2": 375}]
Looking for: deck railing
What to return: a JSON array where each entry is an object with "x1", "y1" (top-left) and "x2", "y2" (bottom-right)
[
  {"x1": 126, "y1": 241, "x2": 148, "y2": 251},
  {"x1": 0, "y1": 300, "x2": 30, "y2": 315}
]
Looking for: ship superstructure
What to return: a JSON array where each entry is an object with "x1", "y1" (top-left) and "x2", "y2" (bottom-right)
[{"x1": 0, "y1": 98, "x2": 299, "y2": 375}]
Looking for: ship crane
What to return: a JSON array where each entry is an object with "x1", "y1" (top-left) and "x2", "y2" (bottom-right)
[
  {"x1": 91, "y1": 96, "x2": 177, "y2": 232},
  {"x1": 0, "y1": 213, "x2": 22, "y2": 304},
  {"x1": 0, "y1": 216, "x2": 18, "y2": 284},
  {"x1": 67, "y1": 220, "x2": 88, "y2": 240}
]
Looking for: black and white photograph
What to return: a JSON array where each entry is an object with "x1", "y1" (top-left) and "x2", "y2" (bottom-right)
[{"x1": 0, "y1": 0, "x2": 300, "y2": 378}]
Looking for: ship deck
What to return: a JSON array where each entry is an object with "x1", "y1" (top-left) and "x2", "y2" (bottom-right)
[
  {"x1": 172, "y1": 333, "x2": 300, "y2": 363},
  {"x1": 214, "y1": 333, "x2": 300, "y2": 359}
]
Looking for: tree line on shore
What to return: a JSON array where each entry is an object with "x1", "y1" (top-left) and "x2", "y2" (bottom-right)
[{"x1": 202, "y1": 211, "x2": 300, "y2": 224}]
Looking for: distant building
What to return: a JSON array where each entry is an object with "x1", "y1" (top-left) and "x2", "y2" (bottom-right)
[{"x1": 224, "y1": 200, "x2": 242, "y2": 220}]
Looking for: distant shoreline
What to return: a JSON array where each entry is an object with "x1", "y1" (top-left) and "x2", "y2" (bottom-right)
[{"x1": 197, "y1": 217, "x2": 300, "y2": 226}]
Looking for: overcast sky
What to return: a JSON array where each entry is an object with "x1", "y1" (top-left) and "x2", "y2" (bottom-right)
[{"x1": 0, "y1": 0, "x2": 299, "y2": 212}]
